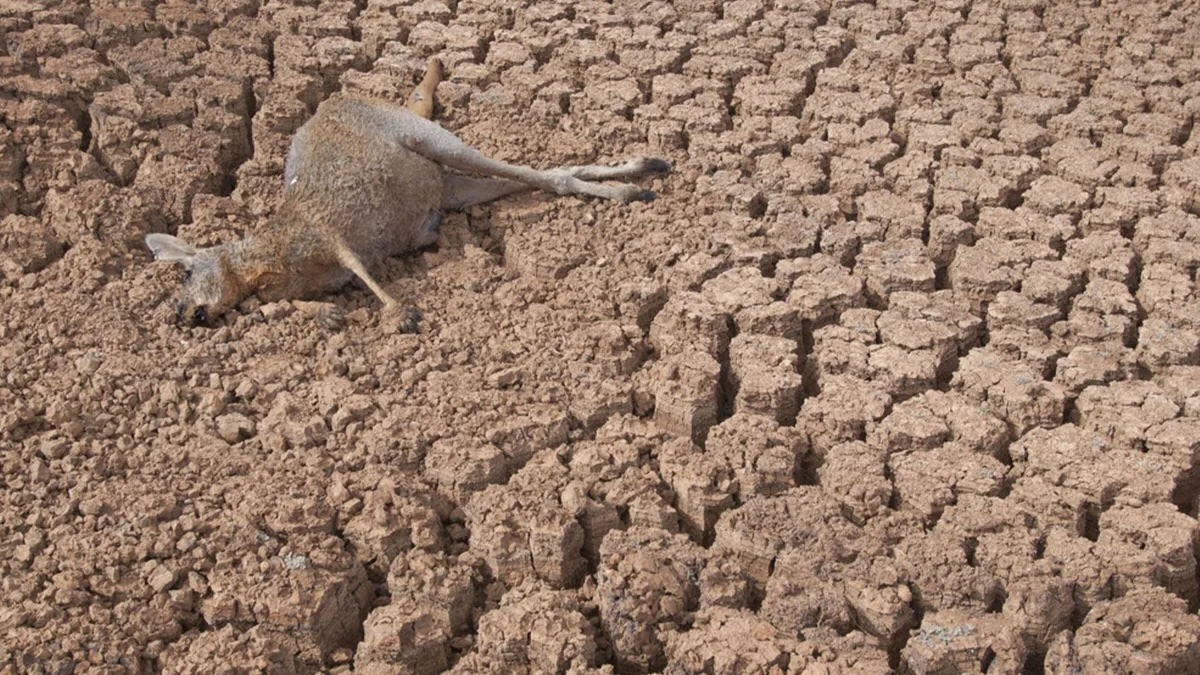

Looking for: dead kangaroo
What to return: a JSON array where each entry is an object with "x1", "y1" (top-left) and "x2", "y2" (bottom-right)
[{"x1": 146, "y1": 59, "x2": 670, "y2": 329}]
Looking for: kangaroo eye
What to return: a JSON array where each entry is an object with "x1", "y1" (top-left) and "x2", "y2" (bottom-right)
[
  {"x1": 193, "y1": 306, "x2": 208, "y2": 325},
  {"x1": 183, "y1": 269, "x2": 193, "y2": 282}
]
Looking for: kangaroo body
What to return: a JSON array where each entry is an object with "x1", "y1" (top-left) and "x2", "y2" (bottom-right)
[
  {"x1": 145, "y1": 59, "x2": 670, "y2": 328},
  {"x1": 251, "y1": 96, "x2": 445, "y2": 300}
]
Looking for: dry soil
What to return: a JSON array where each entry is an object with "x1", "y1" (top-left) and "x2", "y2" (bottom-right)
[{"x1": 2, "y1": 0, "x2": 1200, "y2": 673}]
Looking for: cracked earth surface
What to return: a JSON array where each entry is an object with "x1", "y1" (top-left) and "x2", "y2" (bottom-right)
[{"x1": 3, "y1": 0, "x2": 1200, "y2": 673}]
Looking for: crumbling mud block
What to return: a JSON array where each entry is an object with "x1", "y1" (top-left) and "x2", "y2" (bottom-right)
[
  {"x1": 894, "y1": 530, "x2": 1003, "y2": 614},
  {"x1": 424, "y1": 437, "x2": 509, "y2": 505},
  {"x1": 1136, "y1": 318, "x2": 1200, "y2": 373},
  {"x1": 986, "y1": 290, "x2": 1059, "y2": 333},
  {"x1": 340, "y1": 478, "x2": 446, "y2": 573},
  {"x1": 700, "y1": 265, "x2": 778, "y2": 315},
  {"x1": 662, "y1": 608, "x2": 804, "y2": 675},
  {"x1": 975, "y1": 206, "x2": 1074, "y2": 251},
  {"x1": 463, "y1": 455, "x2": 585, "y2": 589},
  {"x1": 902, "y1": 609, "x2": 1028, "y2": 675},
  {"x1": 698, "y1": 549, "x2": 755, "y2": 611},
  {"x1": 807, "y1": 317, "x2": 876, "y2": 386},
  {"x1": 953, "y1": 351, "x2": 1067, "y2": 436},
  {"x1": 42, "y1": 179, "x2": 168, "y2": 253},
  {"x1": 193, "y1": 470, "x2": 374, "y2": 663},
  {"x1": 713, "y1": 487, "x2": 862, "y2": 587},
  {"x1": 868, "y1": 344, "x2": 942, "y2": 398},
  {"x1": 1039, "y1": 529, "x2": 1125, "y2": 619},
  {"x1": 1044, "y1": 587, "x2": 1200, "y2": 675},
  {"x1": 800, "y1": 375, "x2": 893, "y2": 455},
  {"x1": 927, "y1": 214, "x2": 976, "y2": 267},
  {"x1": 651, "y1": 350, "x2": 723, "y2": 444},
  {"x1": 0, "y1": 214, "x2": 63, "y2": 279},
  {"x1": 1082, "y1": 185, "x2": 1161, "y2": 235},
  {"x1": 760, "y1": 546, "x2": 914, "y2": 653},
  {"x1": 727, "y1": 333, "x2": 802, "y2": 424},
  {"x1": 1098, "y1": 503, "x2": 1199, "y2": 607},
  {"x1": 484, "y1": 403, "x2": 571, "y2": 469},
  {"x1": 1009, "y1": 425, "x2": 1176, "y2": 512},
  {"x1": 649, "y1": 291, "x2": 732, "y2": 359},
  {"x1": 780, "y1": 253, "x2": 866, "y2": 326},
  {"x1": 818, "y1": 441, "x2": 891, "y2": 524},
  {"x1": 504, "y1": 223, "x2": 589, "y2": 280},
  {"x1": 1131, "y1": 210, "x2": 1200, "y2": 272},
  {"x1": 1006, "y1": 477, "x2": 1090, "y2": 535},
  {"x1": 876, "y1": 290, "x2": 983, "y2": 377},
  {"x1": 616, "y1": 279, "x2": 669, "y2": 331},
  {"x1": 1003, "y1": 573, "x2": 1077, "y2": 657},
  {"x1": 448, "y1": 583, "x2": 600, "y2": 674},
  {"x1": 568, "y1": 375, "x2": 635, "y2": 433},
  {"x1": 734, "y1": 301, "x2": 804, "y2": 343},
  {"x1": 199, "y1": 532, "x2": 373, "y2": 664},
  {"x1": 1137, "y1": 264, "x2": 1200, "y2": 335},
  {"x1": 356, "y1": 551, "x2": 474, "y2": 675},
  {"x1": 869, "y1": 390, "x2": 1010, "y2": 460},
  {"x1": 948, "y1": 237, "x2": 1056, "y2": 309},
  {"x1": 566, "y1": 437, "x2": 680, "y2": 541},
  {"x1": 1156, "y1": 366, "x2": 1200, "y2": 417},
  {"x1": 1055, "y1": 278, "x2": 1140, "y2": 349},
  {"x1": 656, "y1": 437, "x2": 735, "y2": 542},
  {"x1": 983, "y1": 326, "x2": 1062, "y2": 379},
  {"x1": 705, "y1": 413, "x2": 809, "y2": 502},
  {"x1": 1071, "y1": 381, "x2": 1180, "y2": 450},
  {"x1": 934, "y1": 494, "x2": 1045, "y2": 584},
  {"x1": 158, "y1": 626, "x2": 299, "y2": 674},
  {"x1": 1053, "y1": 342, "x2": 1138, "y2": 395},
  {"x1": 1063, "y1": 231, "x2": 1138, "y2": 286},
  {"x1": 856, "y1": 238, "x2": 936, "y2": 305},
  {"x1": 1021, "y1": 258, "x2": 1086, "y2": 313},
  {"x1": 854, "y1": 189, "x2": 927, "y2": 242},
  {"x1": 596, "y1": 527, "x2": 705, "y2": 673},
  {"x1": 889, "y1": 444, "x2": 1008, "y2": 524},
  {"x1": 565, "y1": 321, "x2": 650, "y2": 378},
  {"x1": 1144, "y1": 417, "x2": 1200, "y2": 512}
]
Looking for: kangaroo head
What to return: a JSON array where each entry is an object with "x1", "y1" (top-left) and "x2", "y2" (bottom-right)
[{"x1": 145, "y1": 233, "x2": 246, "y2": 326}]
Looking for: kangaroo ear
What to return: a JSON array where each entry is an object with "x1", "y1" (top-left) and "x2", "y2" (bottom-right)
[{"x1": 145, "y1": 233, "x2": 197, "y2": 265}]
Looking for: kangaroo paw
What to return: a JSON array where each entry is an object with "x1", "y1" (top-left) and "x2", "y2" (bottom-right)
[
  {"x1": 293, "y1": 300, "x2": 346, "y2": 331},
  {"x1": 382, "y1": 304, "x2": 422, "y2": 334}
]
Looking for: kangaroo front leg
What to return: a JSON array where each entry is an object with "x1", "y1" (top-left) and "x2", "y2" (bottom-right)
[
  {"x1": 399, "y1": 117, "x2": 661, "y2": 203},
  {"x1": 334, "y1": 242, "x2": 397, "y2": 308},
  {"x1": 333, "y1": 242, "x2": 422, "y2": 332}
]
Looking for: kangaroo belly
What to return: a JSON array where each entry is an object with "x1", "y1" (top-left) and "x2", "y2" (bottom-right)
[{"x1": 287, "y1": 98, "x2": 444, "y2": 267}]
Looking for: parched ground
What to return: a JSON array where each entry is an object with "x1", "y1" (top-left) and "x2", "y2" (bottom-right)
[{"x1": 3, "y1": 0, "x2": 1200, "y2": 673}]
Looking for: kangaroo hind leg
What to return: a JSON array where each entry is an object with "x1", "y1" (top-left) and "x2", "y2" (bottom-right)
[
  {"x1": 442, "y1": 175, "x2": 530, "y2": 210},
  {"x1": 441, "y1": 158, "x2": 672, "y2": 210},
  {"x1": 394, "y1": 116, "x2": 666, "y2": 203}
]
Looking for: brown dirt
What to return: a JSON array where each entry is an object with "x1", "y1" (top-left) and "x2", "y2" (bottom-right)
[{"x1": 2, "y1": 0, "x2": 1200, "y2": 673}]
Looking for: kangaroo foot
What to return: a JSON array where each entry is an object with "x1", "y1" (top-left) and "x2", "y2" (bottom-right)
[
  {"x1": 293, "y1": 300, "x2": 346, "y2": 330},
  {"x1": 381, "y1": 303, "x2": 422, "y2": 334}
]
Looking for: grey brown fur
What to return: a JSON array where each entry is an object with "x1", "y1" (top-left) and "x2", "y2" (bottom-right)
[{"x1": 146, "y1": 60, "x2": 670, "y2": 329}]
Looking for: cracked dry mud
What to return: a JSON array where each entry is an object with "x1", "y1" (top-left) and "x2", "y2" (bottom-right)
[{"x1": 3, "y1": 0, "x2": 1200, "y2": 673}]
